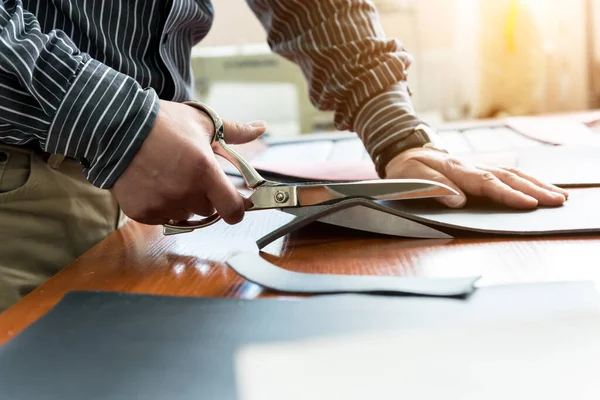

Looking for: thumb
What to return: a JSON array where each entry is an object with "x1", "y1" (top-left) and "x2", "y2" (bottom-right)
[
  {"x1": 222, "y1": 120, "x2": 268, "y2": 144},
  {"x1": 415, "y1": 164, "x2": 466, "y2": 208},
  {"x1": 390, "y1": 159, "x2": 467, "y2": 208}
]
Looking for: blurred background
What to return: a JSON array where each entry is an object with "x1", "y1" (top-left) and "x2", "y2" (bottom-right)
[{"x1": 191, "y1": 0, "x2": 600, "y2": 137}]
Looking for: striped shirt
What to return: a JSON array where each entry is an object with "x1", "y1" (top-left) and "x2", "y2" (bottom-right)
[{"x1": 0, "y1": 0, "x2": 428, "y2": 188}]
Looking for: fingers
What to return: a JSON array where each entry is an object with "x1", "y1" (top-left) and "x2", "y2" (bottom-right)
[
  {"x1": 478, "y1": 166, "x2": 566, "y2": 206},
  {"x1": 180, "y1": 117, "x2": 256, "y2": 224},
  {"x1": 444, "y1": 160, "x2": 539, "y2": 209},
  {"x1": 112, "y1": 100, "x2": 257, "y2": 227},
  {"x1": 124, "y1": 209, "x2": 193, "y2": 226},
  {"x1": 185, "y1": 194, "x2": 216, "y2": 218},
  {"x1": 205, "y1": 179, "x2": 245, "y2": 225},
  {"x1": 415, "y1": 150, "x2": 571, "y2": 209},
  {"x1": 501, "y1": 166, "x2": 569, "y2": 200},
  {"x1": 186, "y1": 102, "x2": 267, "y2": 144},
  {"x1": 195, "y1": 119, "x2": 263, "y2": 222},
  {"x1": 137, "y1": 217, "x2": 172, "y2": 225},
  {"x1": 397, "y1": 160, "x2": 467, "y2": 208},
  {"x1": 198, "y1": 159, "x2": 246, "y2": 225},
  {"x1": 416, "y1": 152, "x2": 540, "y2": 209},
  {"x1": 222, "y1": 120, "x2": 267, "y2": 144},
  {"x1": 167, "y1": 209, "x2": 195, "y2": 222}
]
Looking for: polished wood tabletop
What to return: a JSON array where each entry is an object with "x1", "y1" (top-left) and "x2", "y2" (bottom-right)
[
  {"x1": 2, "y1": 185, "x2": 600, "y2": 345},
  {"x1": 2, "y1": 111, "x2": 600, "y2": 345}
]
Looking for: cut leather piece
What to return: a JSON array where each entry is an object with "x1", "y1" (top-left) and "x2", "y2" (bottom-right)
[
  {"x1": 282, "y1": 188, "x2": 600, "y2": 238},
  {"x1": 227, "y1": 252, "x2": 479, "y2": 297},
  {"x1": 256, "y1": 197, "x2": 452, "y2": 249},
  {"x1": 1, "y1": 283, "x2": 599, "y2": 400}
]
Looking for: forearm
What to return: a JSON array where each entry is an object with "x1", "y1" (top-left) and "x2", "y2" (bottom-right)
[
  {"x1": 0, "y1": 0, "x2": 158, "y2": 188},
  {"x1": 351, "y1": 82, "x2": 431, "y2": 176},
  {"x1": 247, "y1": 0, "x2": 433, "y2": 173},
  {"x1": 45, "y1": 58, "x2": 159, "y2": 188}
]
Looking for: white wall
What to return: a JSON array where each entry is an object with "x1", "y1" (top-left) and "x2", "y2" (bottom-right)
[
  {"x1": 592, "y1": 0, "x2": 600, "y2": 107},
  {"x1": 594, "y1": 0, "x2": 600, "y2": 59},
  {"x1": 195, "y1": 0, "x2": 593, "y2": 120}
]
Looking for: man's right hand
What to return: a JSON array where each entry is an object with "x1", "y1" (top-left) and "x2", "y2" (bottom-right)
[{"x1": 110, "y1": 100, "x2": 267, "y2": 226}]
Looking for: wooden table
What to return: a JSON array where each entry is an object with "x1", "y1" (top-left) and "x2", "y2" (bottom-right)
[
  {"x1": 2, "y1": 185, "x2": 600, "y2": 346},
  {"x1": 3, "y1": 109, "x2": 600, "y2": 345}
]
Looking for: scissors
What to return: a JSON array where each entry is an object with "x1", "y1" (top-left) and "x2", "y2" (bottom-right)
[{"x1": 162, "y1": 101, "x2": 459, "y2": 236}]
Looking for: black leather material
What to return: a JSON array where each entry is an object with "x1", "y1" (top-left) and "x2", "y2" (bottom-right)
[
  {"x1": 379, "y1": 188, "x2": 600, "y2": 235},
  {"x1": 227, "y1": 252, "x2": 479, "y2": 297},
  {"x1": 256, "y1": 197, "x2": 450, "y2": 248},
  {"x1": 280, "y1": 188, "x2": 600, "y2": 238},
  {"x1": 1, "y1": 283, "x2": 599, "y2": 400}
]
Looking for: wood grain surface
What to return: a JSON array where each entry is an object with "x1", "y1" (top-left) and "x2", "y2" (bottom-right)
[
  {"x1": 3, "y1": 112, "x2": 600, "y2": 345},
  {"x1": 2, "y1": 198, "x2": 600, "y2": 346}
]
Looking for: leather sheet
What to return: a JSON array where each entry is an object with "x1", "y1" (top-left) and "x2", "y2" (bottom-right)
[
  {"x1": 224, "y1": 133, "x2": 600, "y2": 187},
  {"x1": 1, "y1": 283, "x2": 599, "y2": 399},
  {"x1": 505, "y1": 116, "x2": 600, "y2": 146},
  {"x1": 246, "y1": 145, "x2": 600, "y2": 187},
  {"x1": 381, "y1": 187, "x2": 600, "y2": 235},
  {"x1": 282, "y1": 188, "x2": 600, "y2": 238},
  {"x1": 226, "y1": 252, "x2": 479, "y2": 297},
  {"x1": 462, "y1": 146, "x2": 600, "y2": 187}
]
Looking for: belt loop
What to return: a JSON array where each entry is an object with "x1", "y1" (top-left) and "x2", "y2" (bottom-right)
[{"x1": 47, "y1": 154, "x2": 65, "y2": 169}]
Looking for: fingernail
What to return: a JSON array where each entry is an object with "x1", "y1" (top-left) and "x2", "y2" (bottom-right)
[
  {"x1": 552, "y1": 185, "x2": 569, "y2": 199},
  {"x1": 242, "y1": 196, "x2": 253, "y2": 209},
  {"x1": 522, "y1": 194, "x2": 539, "y2": 207},
  {"x1": 551, "y1": 192, "x2": 566, "y2": 202},
  {"x1": 443, "y1": 194, "x2": 466, "y2": 208},
  {"x1": 248, "y1": 120, "x2": 267, "y2": 129}
]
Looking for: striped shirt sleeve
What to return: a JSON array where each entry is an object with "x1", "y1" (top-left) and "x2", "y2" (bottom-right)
[
  {"x1": 246, "y1": 0, "x2": 432, "y2": 175},
  {"x1": 0, "y1": 0, "x2": 158, "y2": 188}
]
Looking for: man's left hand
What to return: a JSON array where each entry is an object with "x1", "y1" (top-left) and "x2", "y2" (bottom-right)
[{"x1": 385, "y1": 148, "x2": 569, "y2": 209}]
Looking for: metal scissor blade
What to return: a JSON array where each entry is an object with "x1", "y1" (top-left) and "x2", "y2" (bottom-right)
[{"x1": 295, "y1": 179, "x2": 459, "y2": 207}]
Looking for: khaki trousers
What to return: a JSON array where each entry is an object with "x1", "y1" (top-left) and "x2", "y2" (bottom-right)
[{"x1": 0, "y1": 144, "x2": 127, "y2": 313}]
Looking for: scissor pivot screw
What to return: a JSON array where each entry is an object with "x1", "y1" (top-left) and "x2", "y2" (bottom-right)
[{"x1": 275, "y1": 191, "x2": 289, "y2": 203}]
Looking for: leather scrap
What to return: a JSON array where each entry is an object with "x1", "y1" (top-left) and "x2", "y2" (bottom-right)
[{"x1": 226, "y1": 252, "x2": 480, "y2": 298}]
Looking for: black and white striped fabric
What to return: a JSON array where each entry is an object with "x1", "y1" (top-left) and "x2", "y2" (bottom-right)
[{"x1": 0, "y1": 0, "x2": 426, "y2": 188}]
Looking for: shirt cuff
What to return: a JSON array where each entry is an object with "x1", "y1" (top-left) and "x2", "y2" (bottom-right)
[
  {"x1": 352, "y1": 82, "x2": 434, "y2": 177},
  {"x1": 46, "y1": 57, "x2": 159, "y2": 189}
]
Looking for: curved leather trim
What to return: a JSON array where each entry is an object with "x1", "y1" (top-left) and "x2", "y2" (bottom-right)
[{"x1": 227, "y1": 252, "x2": 480, "y2": 298}]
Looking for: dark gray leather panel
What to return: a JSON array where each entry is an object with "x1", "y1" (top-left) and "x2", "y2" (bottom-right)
[{"x1": 1, "y1": 283, "x2": 598, "y2": 399}]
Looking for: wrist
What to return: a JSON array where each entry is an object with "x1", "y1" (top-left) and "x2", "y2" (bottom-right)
[
  {"x1": 375, "y1": 124, "x2": 447, "y2": 178},
  {"x1": 351, "y1": 83, "x2": 445, "y2": 177}
]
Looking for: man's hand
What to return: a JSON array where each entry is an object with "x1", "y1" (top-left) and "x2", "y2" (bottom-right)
[
  {"x1": 110, "y1": 100, "x2": 267, "y2": 225},
  {"x1": 385, "y1": 148, "x2": 569, "y2": 209}
]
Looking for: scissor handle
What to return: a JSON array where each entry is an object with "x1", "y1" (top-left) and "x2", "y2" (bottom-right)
[
  {"x1": 212, "y1": 135, "x2": 266, "y2": 189},
  {"x1": 162, "y1": 188, "x2": 253, "y2": 235},
  {"x1": 184, "y1": 100, "x2": 266, "y2": 189},
  {"x1": 161, "y1": 101, "x2": 268, "y2": 236},
  {"x1": 163, "y1": 213, "x2": 222, "y2": 236}
]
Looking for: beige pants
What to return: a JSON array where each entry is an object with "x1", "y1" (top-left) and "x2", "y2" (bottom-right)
[{"x1": 0, "y1": 144, "x2": 127, "y2": 313}]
